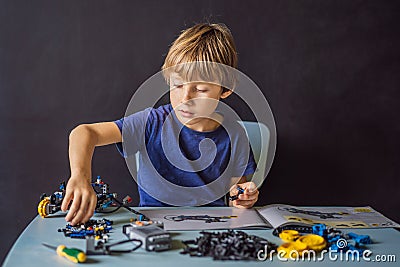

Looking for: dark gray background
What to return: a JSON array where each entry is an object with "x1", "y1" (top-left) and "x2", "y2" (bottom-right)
[{"x1": 1, "y1": 0, "x2": 399, "y2": 263}]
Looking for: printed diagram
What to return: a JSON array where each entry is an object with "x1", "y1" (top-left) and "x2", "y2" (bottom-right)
[
  {"x1": 278, "y1": 207, "x2": 350, "y2": 219},
  {"x1": 141, "y1": 206, "x2": 399, "y2": 231},
  {"x1": 140, "y1": 208, "x2": 260, "y2": 230},
  {"x1": 276, "y1": 206, "x2": 396, "y2": 228},
  {"x1": 164, "y1": 215, "x2": 237, "y2": 223},
  {"x1": 371, "y1": 221, "x2": 396, "y2": 227},
  {"x1": 283, "y1": 216, "x2": 369, "y2": 228}
]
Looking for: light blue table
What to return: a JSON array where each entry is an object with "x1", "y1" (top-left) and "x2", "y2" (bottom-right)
[{"x1": 4, "y1": 207, "x2": 400, "y2": 266}]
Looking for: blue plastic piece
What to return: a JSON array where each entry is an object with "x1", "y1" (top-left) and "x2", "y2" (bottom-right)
[
  {"x1": 228, "y1": 186, "x2": 245, "y2": 201},
  {"x1": 327, "y1": 235, "x2": 341, "y2": 243},
  {"x1": 347, "y1": 232, "x2": 372, "y2": 245},
  {"x1": 101, "y1": 200, "x2": 113, "y2": 209},
  {"x1": 312, "y1": 224, "x2": 327, "y2": 237}
]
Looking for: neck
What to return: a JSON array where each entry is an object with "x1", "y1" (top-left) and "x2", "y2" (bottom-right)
[{"x1": 184, "y1": 113, "x2": 224, "y2": 132}]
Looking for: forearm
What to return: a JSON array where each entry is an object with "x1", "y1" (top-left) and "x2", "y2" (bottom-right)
[
  {"x1": 68, "y1": 124, "x2": 98, "y2": 182},
  {"x1": 63, "y1": 122, "x2": 121, "y2": 224}
]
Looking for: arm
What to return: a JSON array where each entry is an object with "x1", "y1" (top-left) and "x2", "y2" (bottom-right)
[
  {"x1": 61, "y1": 122, "x2": 122, "y2": 225},
  {"x1": 229, "y1": 176, "x2": 259, "y2": 208}
]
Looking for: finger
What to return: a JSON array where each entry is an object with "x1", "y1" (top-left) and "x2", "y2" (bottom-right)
[
  {"x1": 71, "y1": 193, "x2": 92, "y2": 225},
  {"x1": 61, "y1": 190, "x2": 73, "y2": 212},
  {"x1": 239, "y1": 191, "x2": 259, "y2": 201},
  {"x1": 230, "y1": 185, "x2": 241, "y2": 195},
  {"x1": 232, "y1": 200, "x2": 247, "y2": 209},
  {"x1": 239, "y1": 195, "x2": 257, "y2": 203},
  {"x1": 65, "y1": 194, "x2": 81, "y2": 223},
  {"x1": 229, "y1": 184, "x2": 238, "y2": 192},
  {"x1": 82, "y1": 196, "x2": 97, "y2": 223},
  {"x1": 71, "y1": 206, "x2": 90, "y2": 225},
  {"x1": 244, "y1": 188, "x2": 258, "y2": 196},
  {"x1": 80, "y1": 203, "x2": 92, "y2": 224},
  {"x1": 237, "y1": 198, "x2": 256, "y2": 206},
  {"x1": 71, "y1": 200, "x2": 89, "y2": 225},
  {"x1": 244, "y1": 182, "x2": 257, "y2": 193},
  {"x1": 233, "y1": 199, "x2": 255, "y2": 209},
  {"x1": 71, "y1": 210, "x2": 86, "y2": 225}
]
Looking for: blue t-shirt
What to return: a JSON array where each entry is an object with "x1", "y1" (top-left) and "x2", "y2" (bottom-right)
[{"x1": 114, "y1": 104, "x2": 256, "y2": 207}]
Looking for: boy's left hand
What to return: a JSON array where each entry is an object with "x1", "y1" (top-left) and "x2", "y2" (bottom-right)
[{"x1": 230, "y1": 182, "x2": 259, "y2": 208}]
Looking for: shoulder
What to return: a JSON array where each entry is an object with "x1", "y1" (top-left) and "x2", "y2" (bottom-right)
[
  {"x1": 220, "y1": 116, "x2": 247, "y2": 138},
  {"x1": 148, "y1": 104, "x2": 173, "y2": 121},
  {"x1": 122, "y1": 104, "x2": 172, "y2": 123}
]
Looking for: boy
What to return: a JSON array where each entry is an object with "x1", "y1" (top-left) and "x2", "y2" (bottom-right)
[{"x1": 62, "y1": 23, "x2": 259, "y2": 225}]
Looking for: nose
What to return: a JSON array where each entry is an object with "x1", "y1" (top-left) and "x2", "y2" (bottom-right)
[{"x1": 181, "y1": 85, "x2": 194, "y2": 103}]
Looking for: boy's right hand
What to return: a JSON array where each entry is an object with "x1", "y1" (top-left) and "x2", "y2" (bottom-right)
[{"x1": 61, "y1": 176, "x2": 97, "y2": 225}]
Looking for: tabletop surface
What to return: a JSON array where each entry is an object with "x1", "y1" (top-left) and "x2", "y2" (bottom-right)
[{"x1": 4, "y1": 207, "x2": 400, "y2": 266}]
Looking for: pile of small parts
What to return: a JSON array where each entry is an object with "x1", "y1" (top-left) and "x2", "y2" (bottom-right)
[
  {"x1": 181, "y1": 230, "x2": 277, "y2": 260},
  {"x1": 58, "y1": 218, "x2": 113, "y2": 240}
]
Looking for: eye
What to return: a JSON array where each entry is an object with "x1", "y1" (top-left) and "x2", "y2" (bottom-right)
[
  {"x1": 171, "y1": 82, "x2": 183, "y2": 89},
  {"x1": 196, "y1": 87, "x2": 209, "y2": 93},
  {"x1": 170, "y1": 78, "x2": 183, "y2": 88}
]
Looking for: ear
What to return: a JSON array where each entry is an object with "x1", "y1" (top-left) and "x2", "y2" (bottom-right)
[{"x1": 220, "y1": 89, "x2": 233, "y2": 99}]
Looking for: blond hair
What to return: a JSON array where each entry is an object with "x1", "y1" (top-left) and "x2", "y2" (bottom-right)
[
  {"x1": 162, "y1": 23, "x2": 238, "y2": 90},
  {"x1": 162, "y1": 23, "x2": 237, "y2": 69}
]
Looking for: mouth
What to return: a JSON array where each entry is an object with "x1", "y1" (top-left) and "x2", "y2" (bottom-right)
[{"x1": 178, "y1": 109, "x2": 195, "y2": 118}]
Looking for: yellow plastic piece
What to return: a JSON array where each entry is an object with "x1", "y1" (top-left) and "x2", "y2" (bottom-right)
[
  {"x1": 296, "y1": 234, "x2": 327, "y2": 252},
  {"x1": 353, "y1": 208, "x2": 372, "y2": 213},
  {"x1": 277, "y1": 241, "x2": 308, "y2": 258},
  {"x1": 279, "y1": 230, "x2": 300, "y2": 242},
  {"x1": 38, "y1": 197, "x2": 50, "y2": 218}
]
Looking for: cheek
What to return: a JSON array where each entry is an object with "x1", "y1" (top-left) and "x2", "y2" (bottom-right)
[
  {"x1": 169, "y1": 91, "x2": 180, "y2": 106},
  {"x1": 195, "y1": 98, "x2": 219, "y2": 113}
]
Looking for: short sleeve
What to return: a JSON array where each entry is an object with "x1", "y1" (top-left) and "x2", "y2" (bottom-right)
[
  {"x1": 230, "y1": 124, "x2": 257, "y2": 178},
  {"x1": 244, "y1": 150, "x2": 257, "y2": 177},
  {"x1": 114, "y1": 108, "x2": 152, "y2": 158}
]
